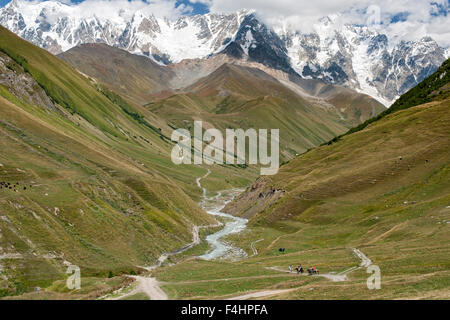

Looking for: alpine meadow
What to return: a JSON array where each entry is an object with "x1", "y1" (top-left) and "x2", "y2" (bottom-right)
[{"x1": 0, "y1": 0, "x2": 448, "y2": 305}]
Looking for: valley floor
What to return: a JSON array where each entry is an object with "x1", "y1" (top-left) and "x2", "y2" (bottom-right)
[
  {"x1": 106, "y1": 176, "x2": 450, "y2": 300},
  {"x1": 3, "y1": 99, "x2": 449, "y2": 300},
  {"x1": 4, "y1": 172, "x2": 449, "y2": 300}
]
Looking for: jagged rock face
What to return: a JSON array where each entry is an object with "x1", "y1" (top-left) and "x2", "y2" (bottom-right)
[
  {"x1": 0, "y1": 0, "x2": 246, "y2": 64},
  {"x1": 223, "y1": 14, "x2": 293, "y2": 74},
  {"x1": 279, "y1": 20, "x2": 447, "y2": 105},
  {"x1": 1, "y1": 0, "x2": 447, "y2": 106},
  {"x1": 0, "y1": 52, "x2": 55, "y2": 111}
]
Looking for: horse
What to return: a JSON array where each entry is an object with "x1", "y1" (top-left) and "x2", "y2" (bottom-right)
[{"x1": 308, "y1": 268, "x2": 319, "y2": 275}]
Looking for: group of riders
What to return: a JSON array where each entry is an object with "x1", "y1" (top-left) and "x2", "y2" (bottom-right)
[{"x1": 289, "y1": 264, "x2": 319, "y2": 275}]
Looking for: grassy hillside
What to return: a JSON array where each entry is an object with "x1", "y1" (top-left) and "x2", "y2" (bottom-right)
[
  {"x1": 1, "y1": 24, "x2": 444, "y2": 300},
  {"x1": 58, "y1": 44, "x2": 174, "y2": 105},
  {"x1": 146, "y1": 63, "x2": 370, "y2": 160},
  {"x1": 0, "y1": 26, "x2": 254, "y2": 298},
  {"x1": 151, "y1": 72, "x2": 450, "y2": 299},
  {"x1": 59, "y1": 44, "x2": 385, "y2": 160}
]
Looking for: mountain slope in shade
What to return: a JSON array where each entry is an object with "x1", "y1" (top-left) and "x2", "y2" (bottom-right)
[
  {"x1": 221, "y1": 14, "x2": 293, "y2": 74},
  {"x1": 0, "y1": 0, "x2": 447, "y2": 106},
  {"x1": 185, "y1": 61, "x2": 384, "y2": 125},
  {"x1": 184, "y1": 63, "x2": 297, "y2": 102}
]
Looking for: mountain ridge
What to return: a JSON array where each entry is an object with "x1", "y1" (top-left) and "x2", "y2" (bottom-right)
[
  {"x1": 58, "y1": 42, "x2": 385, "y2": 130},
  {"x1": 0, "y1": 0, "x2": 447, "y2": 106}
]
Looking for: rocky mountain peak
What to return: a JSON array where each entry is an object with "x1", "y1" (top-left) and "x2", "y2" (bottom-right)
[{"x1": 0, "y1": 0, "x2": 446, "y2": 106}]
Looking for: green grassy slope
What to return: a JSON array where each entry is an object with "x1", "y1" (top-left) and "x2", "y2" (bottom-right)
[
  {"x1": 183, "y1": 62, "x2": 448, "y2": 299},
  {"x1": 225, "y1": 59, "x2": 450, "y2": 225},
  {"x1": 146, "y1": 63, "x2": 361, "y2": 160},
  {"x1": 0, "y1": 26, "x2": 254, "y2": 297},
  {"x1": 316, "y1": 84, "x2": 386, "y2": 127},
  {"x1": 150, "y1": 77, "x2": 449, "y2": 300},
  {"x1": 58, "y1": 44, "x2": 385, "y2": 160},
  {"x1": 229, "y1": 98, "x2": 449, "y2": 224}
]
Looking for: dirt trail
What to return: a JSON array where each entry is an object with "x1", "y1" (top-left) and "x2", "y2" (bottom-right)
[
  {"x1": 108, "y1": 167, "x2": 374, "y2": 301},
  {"x1": 224, "y1": 248, "x2": 373, "y2": 300},
  {"x1": 109, "y1": 276, "x2": 168, "y2": 300},
  {"x1": 266, "y1": 266, "x2": 348, "y2": 282},
  {"x1": 138, "y1": 277, "x2": 168, "y2": 300},
  {"x1": 196, "y1": 169, "x2": 211, "y2": 198},
  {"x1": 141, "y1": 224, "x2": 203, "y2": 273},
  {"x1": 250, "y1": 239, "x2": 264, "y2": 256},
  {"x1": 105, "y1": 222, "x2": 212, "y2": 300},
  {"x1": 267, "y1": 235, "x2": 283, "y2": 250},
  {"x1": 353, "y1": 248, "x2": 372, "y2": 268}
]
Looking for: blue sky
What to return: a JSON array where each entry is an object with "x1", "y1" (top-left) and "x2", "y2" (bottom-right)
[{"x1": 178, "y1": 0, "x2": 209, "y2": 14}]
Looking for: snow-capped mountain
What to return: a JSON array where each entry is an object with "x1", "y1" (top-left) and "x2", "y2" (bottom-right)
[
  {"x1": 278, "y1": 16, "x2": 447, "y2": 105},
  {"x1": 1, "y1": 0, "x2": 447, "y2": 106},
  {"x1": 0, "y1": 0, "x2": 246, "y2": 63}
]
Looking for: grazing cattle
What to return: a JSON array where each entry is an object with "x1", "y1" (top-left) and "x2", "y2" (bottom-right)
[{"x1": 279, "y1": 248, "x2": 286, "y2": 253}]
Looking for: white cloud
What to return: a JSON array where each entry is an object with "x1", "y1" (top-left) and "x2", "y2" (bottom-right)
[
  {"x1": 10, "y1": 0, "x2": 450, "y2": 47},
  {"x1": 206, "y1": 0, "x2": 450, "y2": 47},
  {"x1": 15, "y1": 0, "x2": 192, "y2": 21}
]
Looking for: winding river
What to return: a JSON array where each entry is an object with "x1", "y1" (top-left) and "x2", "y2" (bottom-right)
[
  {"x1": 105, "y1": 171, "x2": 249, "y2": 300},
  {"x1": 196, "y1": 169, "x2": 248, "y2": 260}
]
